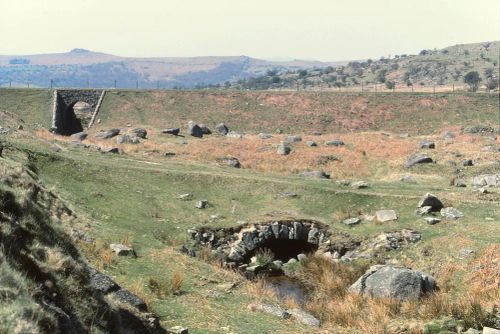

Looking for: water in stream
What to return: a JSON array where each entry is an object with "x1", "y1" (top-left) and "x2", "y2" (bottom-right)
[{"x1": 265, "y1": 275, "x2": 308, "y2": 306}]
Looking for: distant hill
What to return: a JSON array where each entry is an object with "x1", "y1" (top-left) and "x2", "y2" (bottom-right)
[
  {"x1": 225, "y1": 41, "x2": 500, "y2": 91},
  {"x1": 0, "y1": 49, "x2": 345, "y2": 89}
]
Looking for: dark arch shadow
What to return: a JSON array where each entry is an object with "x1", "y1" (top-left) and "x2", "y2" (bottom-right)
[
  {"x1": 56, "y1": 101, "x2": 84, "y2": 136},
  {"x1": 244, "y1": 239, "x2": 318, "y2": 263}
]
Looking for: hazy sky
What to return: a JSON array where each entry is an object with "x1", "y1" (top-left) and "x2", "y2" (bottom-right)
[{"x1": 1, "y1": 0, "x2": 498, "y2": 61}]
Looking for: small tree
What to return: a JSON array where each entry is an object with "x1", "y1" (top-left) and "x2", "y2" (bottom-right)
[
  {"x1": 376, "y1": 69, "x2": 387, "y2": 83},
  {"x1": 385, "y1": 80, "x2": 395, "y2": 90},
  {"x1": 463, "y1": 71, "x2": 481, "y2": 92},
  {"x1": 486, "y1": 78, "x2": 498, "y2": 91}
]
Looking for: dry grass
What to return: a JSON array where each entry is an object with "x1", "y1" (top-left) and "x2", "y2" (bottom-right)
[
  {"x1": 466, "y1": 244, "x2": 500, "y2": 301},
  {"x1": 77, "y1": 239, "x2": 115, "y2": 271},
  {"x1": 148, "y1": 269, "x2": 184, "y2": 298},
  {"x1": 244, "y1": 277, "x2": 278, "y2": 302},
  {"x1": 36, "y1": 124, "x2": 498, "y2": 182},
  {"x1": 283, "y1": 254, "x2": 499, "y2": 333}
]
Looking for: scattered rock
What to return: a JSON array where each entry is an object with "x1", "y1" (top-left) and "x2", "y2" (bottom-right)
[
  {"x1": 417, "y1": 193, "x2": 444, "y2": 212},
  {"x1": 441, "y1": 131, "x2": 455, "y2": 139},
  {"x1": 164, "y1": 152, "x2": 176, "y2": 157},
  {"x1": 217, "y1": 157, "x2": 241, "y2": 168},
  {"x1": 297, "y1": 253, "x2": 307, "y2": 262},
  {"x1": 110, "y1": 243, "x2": 134, "y2": 256},
  {"x1": 289, "y1": 308, "x2": 320, "y2": 327},
  {"x1": 88, "y1": 268, "x2": 119, "y2": 294},
  {"x1": 95, "y1": 128, "x2": 120, "y2": 140},
  {"x1": 472, "y1": 174, "x2": 499, "y2": 187},
  {"x1": 131, "y1": 128, "x2": 147, "y2": 139},
  {"x1": 168, "y1": 326, "x2": 189, "y2": 334},
  {"x1": 299, "y1": 171, "x2": 330, "y2": 179},
  {"x1": 311, "y1": 131, "x2": 322, "y2": 136},
  {"x1": 404, "y1": 155, "x2": 433, "y2": 168},
  {"x1": 420, "y1": 140, "x2": 435, "y2": 149},
  {"x1": 375, "y1": 210, "x2": 398, "y2": 222},
  {"x1": 215, "y1": 123, "x2": 229, "y2": 135},
  {"x1": 162, "y1": 128, "x2": 180, "y2": 135},
  {"x1": 187, "y1": 121, "x2": 203, "y2": 138},
  {"x1": 285, "y1": 135, "x2": 302, "y2": 143},
  {"x1": 462, "y1": 124, "x2": 497, "y2": 135},
  {"x1": 325, "y1": 139, "x2": 345, "y2": 146},
  {"x1": 317, "y1": 155, "x2": 339, "y2": 165},
  {"x1": 178, "y1": 193, "x2": 192, "y2": 200},
  {"x1": 305, "y1": 140, "x2": 317, "y2": 147},
  {"x1": 196, "y1": 200, "x2": 208, "y2": 209},
  {"x1": 416, "y1": 206, "x2": 433, "y2": 216},
  {"x1": 226, "y1": 131, "x2": 243, "y2": 139},
  {"x1": 109, "y1": 289, "x2": 147, "y2": 311},
  {"x1": 400, "y1": 175, "x2": 415, "y2": 183},
  {"x1": 458, "y1": 248, "x2": 474, "y2": 259},
  {"x1": 351, "y1": 181, "x2": 370, "y2": 189},
  {"x1": 349, "y1": 265, "x2": 437, "y2": 301},
  {"x1": 116, "y1": 134, "x2": 140, "y2": 144},
  {"x1": 258, "y1": 133, "x2": 273, "y2": 139},
  {"x1": 482, "y1": 327, "x2": 500, "y2": 334},
  {"x1": 462, "y1": 159, "x2": 474, "y2": 166},
  {"x1": 198, "y1": 124, "x2": 212, "y2": 135},
  {"x1": 70, "y1": 132, "x2": 87, "y2": 141},
  {"x1": 101, "y1": 147, "x2": 120, "y2": 154},
  {"x1": 425, "y1": 217, "x2": 441, "y2": 225},
  {"x1": 278, "y1": 192, "x2": 298, "y2": 198},
  {"x1": 248, "y1": 303, "x2": 291, "y2": 319},
  {"x1": 440, "y1": 207, "x2": 464, "y2": 220},
  {"x1": 277, "y1": 142, "x2": 291, "y2": 155},
  {"x1": 454, "y1": 178, "x2": 467, "y2": 187},
  {"x1": 399, "y1": 133, "x2": 409, "y2": 138},
  {"x1": 343, "y1": 217, "x2": 361, "y2": 226}
]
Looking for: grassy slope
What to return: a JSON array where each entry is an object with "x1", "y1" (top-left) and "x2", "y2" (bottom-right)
[
  {"x1": 96, "y1": 90, "x2": 498, "y2": 134},
  {"x1": 1, "y1": 88, "x2": 497, "y2": 135},
  {"x1": 0, "y1": 89, "x2": 53, "y2": 129},
  {"x1": 5, "y1": 134, "x2": 496, "y2": 333}
]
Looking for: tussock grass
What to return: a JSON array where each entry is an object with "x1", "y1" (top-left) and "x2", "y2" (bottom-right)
[{"x1": 284, "y1": 253, "x2": 499, "y2": 333}]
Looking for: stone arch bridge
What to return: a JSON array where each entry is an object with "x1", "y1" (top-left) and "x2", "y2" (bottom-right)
[{"x1": 50, "y1": 89, "x2": 106, "y2": 135}]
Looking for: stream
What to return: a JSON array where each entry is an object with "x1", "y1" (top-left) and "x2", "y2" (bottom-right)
[{"x1": 265, "y1": 275, "x2": 308, "y2": 306}]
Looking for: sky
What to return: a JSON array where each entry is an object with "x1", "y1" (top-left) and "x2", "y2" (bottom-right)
[{"x1": 0, "y1": 0, "x2": 499, "y2": 61}]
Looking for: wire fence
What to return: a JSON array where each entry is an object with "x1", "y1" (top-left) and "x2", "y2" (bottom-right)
[{"x1": 0, "y1": 79, "x2": 498, "y2": 94}]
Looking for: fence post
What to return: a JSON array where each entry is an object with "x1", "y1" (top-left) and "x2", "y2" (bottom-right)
[
  {"x1": 50, "y1": 79, "x2": 53, "y2": 89},
  {"x1": 157, "y1": 81, "x2": 159, "y2": 90},
  {"x1": 27, "y1": 81, "x2": 30, "y2": 88},
  {"x1": 136, "y1": 80, "x2": 138, "y2": 90},
  {"x1": 9, "y1": 79, "x2": 11, "y2": 88},
  {"x1": 114, "y1": 80, "x2": 117, "y2": 89}
]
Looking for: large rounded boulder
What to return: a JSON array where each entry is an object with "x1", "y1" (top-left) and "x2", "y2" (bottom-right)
[{"x1": 348, "y1": 265, "x2": 437, "y2": 301}]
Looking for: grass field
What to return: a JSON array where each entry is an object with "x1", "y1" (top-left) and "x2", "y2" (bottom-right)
[{"x1": 1, "y1": 89, "x2": 499, "y2": 333}]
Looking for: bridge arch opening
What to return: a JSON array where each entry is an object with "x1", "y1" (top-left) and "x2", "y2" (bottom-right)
[
  {"x1": 57, "y1": 101, "x2": 85, "y2": 136},
  {"x1": 243, "y1": 238, "x2": 318, "y2": 263}
]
